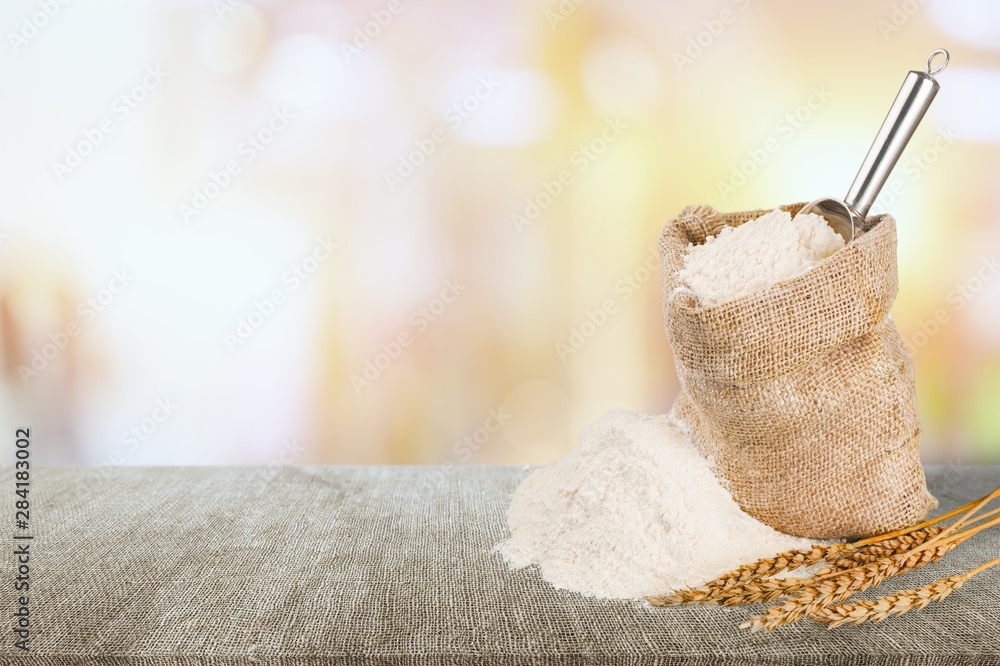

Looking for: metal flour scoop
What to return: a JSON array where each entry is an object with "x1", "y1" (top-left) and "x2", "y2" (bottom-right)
[{"x1": 801, "y1": 49, "x2": 949, "y2": 242}]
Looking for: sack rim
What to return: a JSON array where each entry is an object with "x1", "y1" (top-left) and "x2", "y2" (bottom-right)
[
  {"x1": 660, "y1": 203, "x2": 899, "y2": 382},
  {"x1": 661, "y1": 203, "x2": 893, "y2": 315}
]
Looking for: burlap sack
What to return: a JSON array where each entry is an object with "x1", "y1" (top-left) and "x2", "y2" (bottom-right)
[{"x1": 659, "y1": 202, "x2": 937, "y2": 540}]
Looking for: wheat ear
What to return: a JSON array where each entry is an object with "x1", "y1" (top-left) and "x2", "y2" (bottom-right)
[
  {"x1": 811, "y1": 556, "x2": 1000, "y2": 628},
  {"x1": 851, "y1": 488, "x2": 996, "y2": 547},
  {"x1": 648, "y1": 488, "x2": 1000, "y2": 610},
  {"x1": 834, "y1": 509, "x2": 997, "y2": 568},
  {"x1": 653, "y1": 524, "x2": 953, "y2": 607},
  {"x1": 713, "y1": 540, "x2": 948, "y2": 610},
  {"x1": 739, "y1": 539, "x2": 960, "y2": 632},
  {"x1": 741, "y1": 512, "x2": 1000, "y2": 632},
  {"x1": 655, "y1": 524, "x2": 950, "y2": 607},
  {"x1": 646, "y1": 545, "x2": 844, "y2": 606},
  {"x1": 916, "y1": 485, "x2": 1000, "y2": 550}
]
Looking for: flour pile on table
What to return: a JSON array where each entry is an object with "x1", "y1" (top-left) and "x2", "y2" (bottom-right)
[
  {"x1": 500, "y1": 209, "x2": 846, "y2": 598},
  {"x1": 677, "y1": 208, "x2": 844, "y2": 308},
  {"x1": 500, "y1": 411, "x2": 813, "y2": 599}
]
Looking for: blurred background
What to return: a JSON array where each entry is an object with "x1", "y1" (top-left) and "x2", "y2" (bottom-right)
[{"x1": 0, "y1": 0, "x2": 997, "y2": 468}]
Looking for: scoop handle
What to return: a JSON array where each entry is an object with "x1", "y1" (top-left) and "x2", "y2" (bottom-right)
[{"x1": 845, "y1": 50, "x2": 948, "y2": 218}]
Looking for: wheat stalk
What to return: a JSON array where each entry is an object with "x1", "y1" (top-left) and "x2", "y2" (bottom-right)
[
  {"x1": 848, "y1": 507, "x2": 998, "y2": 567},
  {"x1": 647, "y1": 575, "x2": 800, "y2": 606},
  {"x1": 646, "y1": 545, "x2": 844, "y2": 606},
  {"x1": 740, "y1": 511, "x2": 1000, "y2": 632},
  {"x1": 860, "y1": 507, "x2": 999, "y2": 553},
  {"x1": 648, "y1": 488, "x2": 1000, "y2": 612},
  {"x1": 652, "y1": 525, "x2": 950, "y2": 607},
  {"x1": 739, "y1": 540, "x2": 958, "y2": 632},
  {"x1": 850, "y1": 490, "x2": 995, "y2": 547},
  {"x1": 916, "y1": 485, "x2": 1000, "y2": 551},
  {"x1": 718, "y1": 573, "x2": 828, "y2": 606},
  {"x1": 652, "y1": 525, "x2": 953, "y2": 607},
  {"x1": 852, "y1": 525, "x2": 945, "y2": 556},
  {"x1": 825, "y1": 525, "x2": 947, "y2": 569},
  {"x1": 811, "y1": 555, "x2": 1000, "y2": 628},
  {"x1": 702, "y1": 542, "x2": 943, "y2": 611},
  {"x1": 810, "y1": 575, "x2": 965, "y2": 628},
  {"x1": 712, "y1": 544, "x2": 844, "y2": 586}
]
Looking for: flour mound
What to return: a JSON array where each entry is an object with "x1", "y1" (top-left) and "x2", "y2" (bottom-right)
[
  {"x1": 677, "y1": 209, "x2": 844, "y2": 308},
  {"x1": 500, "y1": 411, "x2": 813, "y2": 599}
]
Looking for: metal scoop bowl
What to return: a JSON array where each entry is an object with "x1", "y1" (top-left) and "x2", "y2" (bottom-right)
[{"x1": 801, "y1": 49, "x2": 949, "y2": 243}]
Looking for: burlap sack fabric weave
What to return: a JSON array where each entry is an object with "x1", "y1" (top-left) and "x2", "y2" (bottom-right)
[
  {"x1": 1, "y1": 465, "x2": 998, "y2": 666},
  {"x1": 659, "y1": 202, "x2": 937, "y2": 539}
]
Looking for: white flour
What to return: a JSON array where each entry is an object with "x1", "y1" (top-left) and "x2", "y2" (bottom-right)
[
  {"x1": 500, "y1": 411, "x2": 813, "y2": 599},
  {"x1": 678, "y1": 209, "x2": 844, "y2": 308}
]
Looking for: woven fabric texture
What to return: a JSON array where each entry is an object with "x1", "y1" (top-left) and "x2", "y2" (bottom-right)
[
  {"x1": 0, "y1": 465, "x2": 997, "y2": 666},
  {"x1": 659, "y1": 203, "x2": 937, "y2": 539}
]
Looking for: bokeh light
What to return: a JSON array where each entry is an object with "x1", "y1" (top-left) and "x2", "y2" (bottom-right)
[{"x1": 0, "y1": 0, "x2": 997, "y2": 468}]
